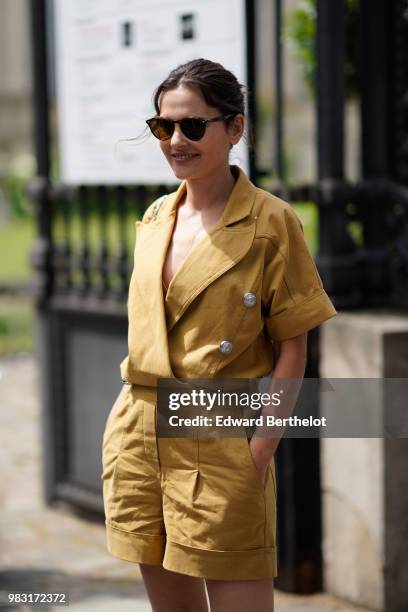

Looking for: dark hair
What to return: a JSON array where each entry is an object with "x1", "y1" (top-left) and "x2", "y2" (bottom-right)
[
  {"x1": 118, "y1": 58, "x2": 253, "y2": 150},
  {"x1": 153, "y1": 58, "x2": 253, "y2": 150},
  {"x1": 154, "y1": 59, "x2": 243, "y2": 121}
]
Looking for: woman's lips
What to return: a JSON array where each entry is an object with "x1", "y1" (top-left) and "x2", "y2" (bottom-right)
[{"x1": 171, "y1": 153, "x2": 200, "y2": 162}]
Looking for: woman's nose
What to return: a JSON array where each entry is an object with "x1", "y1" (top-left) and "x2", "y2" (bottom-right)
[{"x1": 170, "y1": 124, "x2": 188, "y2": 146}]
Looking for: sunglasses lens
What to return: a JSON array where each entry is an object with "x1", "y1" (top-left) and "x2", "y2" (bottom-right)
[
  {"x1": 180, "y1": 118, "x2": 206, "y2": 141},
  {"x1": 148, "y1": 118, "x2": 173, "y2": 140},
  {"x1": 147, "y1": 117, "x2": 208, "y2": 141}
]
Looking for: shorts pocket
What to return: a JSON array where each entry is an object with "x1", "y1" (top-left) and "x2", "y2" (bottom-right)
[
  {"x1": 101, "y1": 385, "x2": 132, "y2": 480},
  {"x1": 240, "y1": 436, "x2": 269, "y2": 493}
]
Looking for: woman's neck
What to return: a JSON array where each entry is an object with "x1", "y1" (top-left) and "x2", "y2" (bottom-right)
[{"x1": 183, "y1": 165, "x2": 237, "y2": 212}]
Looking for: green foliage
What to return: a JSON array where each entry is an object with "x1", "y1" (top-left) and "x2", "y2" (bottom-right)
[
  {"x1": 0, "y1": 297, "x2": 34, "y2": 356},
  {"x1": 284, "y1": 0, "x2": 317, "y2": 96},
  {"x1": 0, "y1": 218, "x2": 36, "y2": 282},
  {"x1": 284, "y1": 0, "x2": 359, "y2": 99},
  {"x1": 292, "y1": 202, "x2": 319, "y2": 255},
  {"x1": 1, "y1": 153, "x2": 35, "y2": 219}
]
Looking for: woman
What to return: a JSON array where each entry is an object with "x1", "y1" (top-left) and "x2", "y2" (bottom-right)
[{"x1": 102, "y1": 58, "x2": 337, "y2": 611}]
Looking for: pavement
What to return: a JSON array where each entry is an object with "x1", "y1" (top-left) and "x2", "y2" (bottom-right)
[{"x1": 0, "y1": 353, "x2": 374, "y2": 611}]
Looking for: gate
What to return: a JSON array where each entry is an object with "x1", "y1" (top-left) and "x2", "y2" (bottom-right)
[{"x1": 29, "y1": 0, "x2": 408, "y2": 594}]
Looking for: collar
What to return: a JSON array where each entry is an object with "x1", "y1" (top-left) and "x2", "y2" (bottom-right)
[{"x1": 161, "y1": 164, "x2": 257, "y2": 226}]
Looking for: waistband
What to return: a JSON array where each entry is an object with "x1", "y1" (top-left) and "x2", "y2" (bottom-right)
[
  {"x1": 158, "y1": 379, "x2": 260, "y2": 393},
  {"x1": 127, "y1": 379, "x2": 261, "y2": 394},
  {"x1": 128, "y1": 383, "x2": 158, "y2": 404},
  {"x1": 127, "y1": 379, "x2": 261, "y2": 390}
]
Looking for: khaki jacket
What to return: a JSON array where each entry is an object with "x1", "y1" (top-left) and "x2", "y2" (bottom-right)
[{"x1": 120, "y1": 165, "x2": 337, "y2": 386}]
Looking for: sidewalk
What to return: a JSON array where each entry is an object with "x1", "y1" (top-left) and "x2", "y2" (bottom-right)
[{"x1": 0, "y1": 354, "x2": 373, "y2": 611}]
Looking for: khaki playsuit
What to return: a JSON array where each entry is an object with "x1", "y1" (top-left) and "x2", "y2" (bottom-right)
[{"x1": 101, "y1": 164, "x2": 337, "y2": 580}]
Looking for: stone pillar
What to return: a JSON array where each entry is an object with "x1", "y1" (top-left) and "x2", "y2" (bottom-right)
[{"x1": 320, "y1": 311, "x2": 408, "y2": 612}]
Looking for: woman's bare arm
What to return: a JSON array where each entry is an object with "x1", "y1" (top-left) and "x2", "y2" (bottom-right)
[{"x1": 249, "y1": 332, "x2": 308, "y2": 483}]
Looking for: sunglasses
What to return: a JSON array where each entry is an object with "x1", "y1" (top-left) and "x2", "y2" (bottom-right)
[{"x1": 145, "y1": 113, "x2": 236, "y2": 141}]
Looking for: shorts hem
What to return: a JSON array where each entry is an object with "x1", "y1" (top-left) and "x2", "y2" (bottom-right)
[
  {"x1": 163, "y1": 539, "x2": 278, "y2": 580},
  {"x1": 105, "y1": 521, "x2": 165, "y2": 566}
]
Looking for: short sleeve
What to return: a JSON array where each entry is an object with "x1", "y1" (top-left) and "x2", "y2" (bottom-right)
[{"x1": 263, "y1": 205, "x2": 337, "y2": 341}]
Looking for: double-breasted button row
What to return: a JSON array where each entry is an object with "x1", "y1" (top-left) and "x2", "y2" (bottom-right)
[{"x1": 218, "y1": 293, "x2": 257, "y2": 355}]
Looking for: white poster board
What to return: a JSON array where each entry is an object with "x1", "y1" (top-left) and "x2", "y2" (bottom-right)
[{"x1": 54, "y1": 0, "x2": 249, "y2": 185}]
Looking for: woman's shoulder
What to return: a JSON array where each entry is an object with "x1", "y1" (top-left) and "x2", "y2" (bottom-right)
[
  {"x1": 141, "y1": 190, "x2": 177, "y2": 223},
  {"x1": 252, "y1": 186, "x2": 304, "y2": 243}
]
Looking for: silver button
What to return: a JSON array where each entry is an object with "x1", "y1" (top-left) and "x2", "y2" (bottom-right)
[
  {"x1": 219, "y1": 340, "x2": 233, "y2": 355},
  {"x1": 243, "y1": 292, "x2": 257, "y2": 308}
]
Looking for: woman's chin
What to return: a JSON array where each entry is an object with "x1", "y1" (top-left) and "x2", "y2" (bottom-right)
[
  {"x1": 171, "y1": 166, "x2": 198, "y2": 180},
  {"x1": 169, "y1": 157, "x2": 202, "y2": 180}
]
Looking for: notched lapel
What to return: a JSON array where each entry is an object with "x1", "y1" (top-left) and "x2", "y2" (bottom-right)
[
  {"x1": 165, "y1": 220, "x2": 256, "y2": 332},
  {"x1": 127, "y1": 165, "x2": 258, "y2": 372}
]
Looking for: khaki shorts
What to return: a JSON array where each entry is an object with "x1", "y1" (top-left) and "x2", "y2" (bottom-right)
[{"x1": 101, "y1": 384, "x2": 278, "y2": 580}]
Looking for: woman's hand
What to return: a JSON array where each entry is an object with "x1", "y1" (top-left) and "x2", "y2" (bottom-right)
[
  {"x1": 248, "y1": 332, "x2": 308, "y2": 486},
  {"x1": 249, "y1": 436, "x2": 274, "y2": 487}
]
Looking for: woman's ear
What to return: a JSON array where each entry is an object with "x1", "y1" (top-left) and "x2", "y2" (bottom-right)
[{"x1": 229, "y1": 114, "x2": 245, "y2": 145}]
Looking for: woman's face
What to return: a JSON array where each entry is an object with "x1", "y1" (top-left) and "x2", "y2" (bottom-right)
[{"x1": 158, "y1": 84, "x2": 244, "y2": 181}]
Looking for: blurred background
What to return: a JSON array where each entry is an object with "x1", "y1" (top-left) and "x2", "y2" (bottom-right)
[
  {"x1": 0, "y1": 0, "x2": 362, "y2": 356},
  {"x1": 0, "y1": 1, "x2": 407, "y2": 611},
  {"x1": 0, "y1": 0, "x2": 34, "y2": 357}
]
